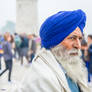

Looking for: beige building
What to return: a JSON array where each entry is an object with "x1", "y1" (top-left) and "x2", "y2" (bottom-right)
[{"x1": 16, "y1": 0, "x2": 38, "y2": 35}]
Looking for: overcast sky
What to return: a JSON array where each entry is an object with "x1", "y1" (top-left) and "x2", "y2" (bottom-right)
[
  {"x1": 0, "y1": 0, "x2": 92, "y2": 35},
  {"x1": 0, "y1": 0, "x2": 16, "y2": 28},
  {"x1": 38, "y1": 0, "x2": 92, "y2": 35}
]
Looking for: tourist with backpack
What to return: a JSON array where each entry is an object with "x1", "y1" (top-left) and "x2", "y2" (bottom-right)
[{"x1": 14, "y1": 33, "x2": 22, "y2": 60}]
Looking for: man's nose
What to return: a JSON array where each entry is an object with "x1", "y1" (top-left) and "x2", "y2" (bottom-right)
[{"x1": 74, "y1": 39, "x2": 81, "y2": 49}]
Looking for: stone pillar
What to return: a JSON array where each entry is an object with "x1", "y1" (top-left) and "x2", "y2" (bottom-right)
[{"x1": 16, "y1": 0, "x2": 38, "y2": 35}]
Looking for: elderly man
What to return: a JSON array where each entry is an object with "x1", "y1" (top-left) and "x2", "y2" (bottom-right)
[{"x1": 12, "y1": 9, "x2": 90, "y2": 92}]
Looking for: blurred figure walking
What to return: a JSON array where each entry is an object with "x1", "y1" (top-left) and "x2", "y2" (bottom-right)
[
  {"x1": 28, "y1": 34, "x2": 37, "y2": 64},
  {"x1": 0, "y1": 33, "x2": 13, "y2": 82},
  {"x1": 14, "y1": 33, "x2": 21, "y2": 59},
  {"x1": 20, "y1": 34, "x2": 29, "y2": 65},
  {"x1": 0, "y1": 35, "x2": 4, "y2": 71},
  {"x1": 87, "y1": 35, "x2": 92, "y2": 82}
]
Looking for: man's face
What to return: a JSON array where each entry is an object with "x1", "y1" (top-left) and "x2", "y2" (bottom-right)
[
  {"x1": 51, "y1": 28, "x2": 87, "y2": 83},
  {"x1": 60, "y1": 27, "x2": 83, "y2": 52}
]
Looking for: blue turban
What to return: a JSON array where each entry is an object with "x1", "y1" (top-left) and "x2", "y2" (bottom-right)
[{"x1": 40, "y1": 9, "x2": 86, "y2": 49}]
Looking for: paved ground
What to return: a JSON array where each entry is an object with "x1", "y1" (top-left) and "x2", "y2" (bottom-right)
[
  {"x1": 0, "y1": 58, "x2": 30, "y2": 92},
  {"x1": 0, "y1": 58, "x2": 92, "y2": 92}
]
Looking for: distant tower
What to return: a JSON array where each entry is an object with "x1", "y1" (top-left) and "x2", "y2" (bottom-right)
[{"x1": 16, "y1": 0, "x2": 38, "y2": 35}]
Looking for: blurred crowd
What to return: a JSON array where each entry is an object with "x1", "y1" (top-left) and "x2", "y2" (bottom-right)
[
  {"x1": 0, "y1": 32, "x2": 41, "y2": 82},
  {"x1": 81, "y1": 35, "x2": 92, "y2": 83},
  {"x1": 0, "y1": 32, "x2": 92, "y2": 84}
]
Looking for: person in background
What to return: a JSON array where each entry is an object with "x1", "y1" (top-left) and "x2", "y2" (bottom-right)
[
  {"x1": 20, "y1": 34, "x2": 29, "y2": 65},
  {"x1": 88, "y1": 35, "x2": 92, "y2": 46},
  {"x1": 28, "y1": 34, "x2": 37, "y2": 64},
  {"x1": 0, "y1": 35, "x2": 4, "y2": 72},
  {"x1": 81, "y1": 39, "x2": 90, "y2": 82},
  {"x1": 81, "y1": 39, "x2": 88, "y2": 62},
  {"x1": 14, "y1": 33, "x2": 22, "y2": 60},
  {"x1": 0, "y1": 33, "x2": 13, "y2": 82},
  {"x1": 87, "y1": 35, "x2": 92, "y2": 83}
]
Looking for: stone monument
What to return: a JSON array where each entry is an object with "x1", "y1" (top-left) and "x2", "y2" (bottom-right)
[{"x1": 16, "y1": 0, "x2": 38, "y2": 35}]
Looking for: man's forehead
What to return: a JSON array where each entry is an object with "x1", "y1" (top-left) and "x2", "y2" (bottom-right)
[{"x1": 67, "y1": 27, "x2": 82, "y2": 37}]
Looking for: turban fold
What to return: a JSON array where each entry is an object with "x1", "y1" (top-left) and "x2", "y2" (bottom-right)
[{"x1": 40, "y1": 9, "x2": 86, "y2": 49}]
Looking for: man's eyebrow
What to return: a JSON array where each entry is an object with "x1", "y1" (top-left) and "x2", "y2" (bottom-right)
[
  {"x1": 68, "y1": 35, "x2": 77, "y2": 38},
  {"x1": 69, "y1": 35, "x2": 82, "y2": 38}
]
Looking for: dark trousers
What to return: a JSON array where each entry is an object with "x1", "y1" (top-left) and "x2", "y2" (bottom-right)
[
  {"x1": 0, "y1": 58, "x2": 1, "y2": 70},
  {"x1": 20, "y1": 55, "x2": 29, "y2": 65},
  {"x1": 29, "y1": 53, "x2": 35, "y2": 63},
  {"x1": 14, "y1": 47, "x2": 21, "y2": 60},
  {"x1": 0, "y1": 59, "x2": 13, "y2": 81},
  {"x1": 0, "y1": 56, "x2": 3, "y2": 70},
  {"x1": 86, "y1": 61, "x2": 91, "y2": 82}
]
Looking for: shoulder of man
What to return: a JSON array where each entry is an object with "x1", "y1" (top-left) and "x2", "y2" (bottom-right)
[{"x1": 12, "y1": 56, "x2": 62, "y2": 92}]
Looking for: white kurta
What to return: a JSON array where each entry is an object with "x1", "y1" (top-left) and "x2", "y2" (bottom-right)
[{"x1": 11, "y1": 48, "x2": 90, "y2": 92}]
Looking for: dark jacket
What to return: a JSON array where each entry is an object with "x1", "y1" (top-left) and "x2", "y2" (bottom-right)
[
  {"x1": 88, "y1": 44, "x2": 92, "y2": 73},
  {"x1": 3, "y1": 41, "x2": 13, "y2": 61},
  {"x1": 20, "y1": 37, "x2": 29, "y2": 48}
]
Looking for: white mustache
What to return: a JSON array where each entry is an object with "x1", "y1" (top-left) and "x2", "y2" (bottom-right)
[{"x1": 67, "y1": 49, "x2": 79, "y2": 55}]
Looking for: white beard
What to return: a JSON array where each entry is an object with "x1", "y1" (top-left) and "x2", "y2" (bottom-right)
[{"x1": 51, "y1": 45, "x2": 88, "y2": 84}]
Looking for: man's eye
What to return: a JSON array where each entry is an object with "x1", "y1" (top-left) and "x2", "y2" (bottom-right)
[{"x1": 69, "y1": 37, "x2": 75, "y2": 40}]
